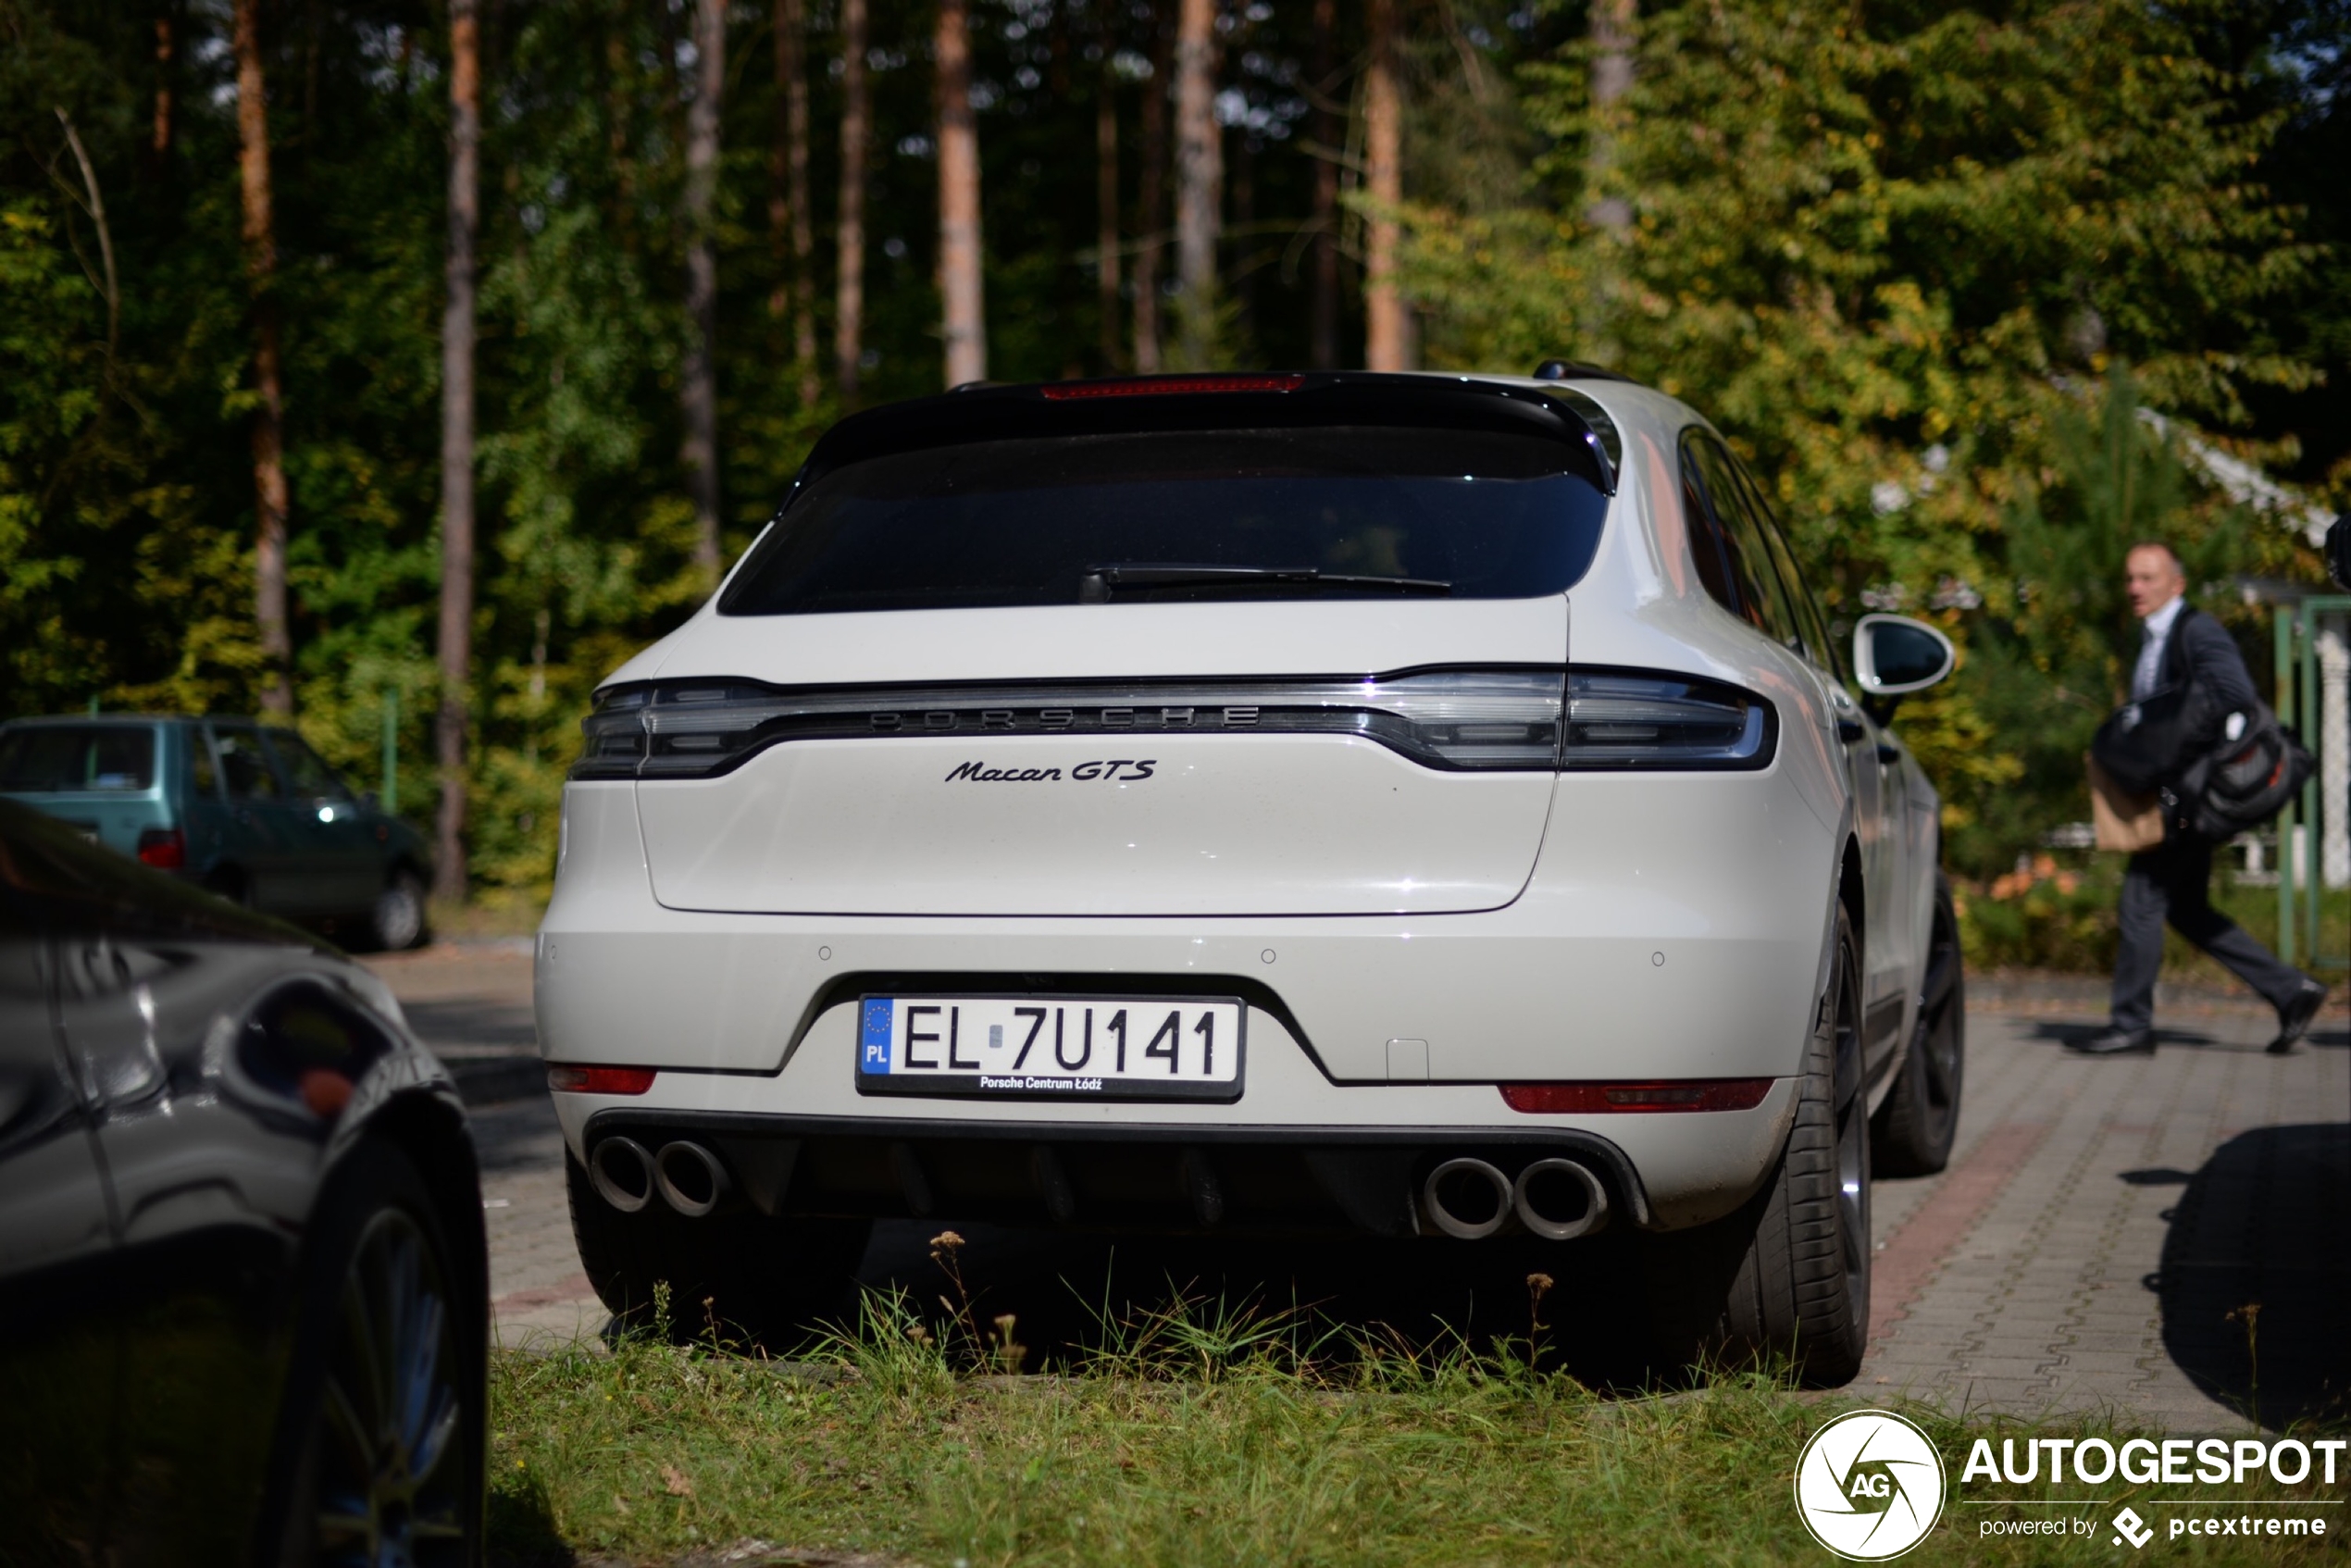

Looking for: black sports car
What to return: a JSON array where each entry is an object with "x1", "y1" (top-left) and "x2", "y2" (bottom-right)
[{"x1": 0, "y1": 797, "x2": 485, "y2": 1565}]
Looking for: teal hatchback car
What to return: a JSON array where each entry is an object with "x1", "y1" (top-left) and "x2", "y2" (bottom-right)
[{"x1": 0, "y1": 715, "x2": 433, "y2": 948}]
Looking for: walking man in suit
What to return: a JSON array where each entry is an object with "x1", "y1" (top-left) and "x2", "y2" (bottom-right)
[{"x1": 2071, "y1": 542, "x2": 2329, "y2": 1055}]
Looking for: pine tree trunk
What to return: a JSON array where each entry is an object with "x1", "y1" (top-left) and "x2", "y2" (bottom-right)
[
  {"x1": 231, "y1": 0, "x2": 292, "y2": 716},
  {"x1": 1586, "y1": 0, "x2": 1635, "y2": 238},
  {"x1": 1308, "y1": 0, "x2": 1338, "y2": 368},
  {"x1": 1362, "y1": 0, "x2": 1405, "y2": 372},
  {"x1": 936, "y1": 0, "x2": 987, "y2": 387},
  {"x1": 151, "y1": 7, "x2": 176, "y2": 173},
  {"x1": 681, "y1": 0, "x2": 725, "y2": 580},
  {"x1": 435, "y1": 0, "x2": 480, "y2": 908},
  {"x1": 1097, "y1": 67, "x2": 1119, "y2": 373},
  {"x1": 1171, "y1": 0, "x2": 1220, "y2": 368},
  {"x1": 772, "y1": 0, "x2": 819, "y2": 407},
  {"x1": 1132, "y1": 21, "x2": 1168, "y2": 373},
  {"x1": 835, "y1": 0, "x2": 868, "y2": 403}
]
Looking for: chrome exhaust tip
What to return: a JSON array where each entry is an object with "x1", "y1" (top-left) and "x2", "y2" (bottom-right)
[
  {"x1": 1512, "y1": 1157, "x2": 1610, "y2": 1240},
  {"x1": 653, "y1": 1140, "x2": 733, "y2": 1217},
  {"x1": 1422, "y1": 1156, "x2": 1515, "y2": 1239},
  {"x1": 589, "y1": 1137, "x2": 655, "y2": 1213}
]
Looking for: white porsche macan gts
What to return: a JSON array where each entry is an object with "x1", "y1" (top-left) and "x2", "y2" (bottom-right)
[{"x1": 537, "y1": 367, "x2": 1964, "y2": 1385}]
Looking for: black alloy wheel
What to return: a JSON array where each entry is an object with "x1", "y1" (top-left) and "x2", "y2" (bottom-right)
[
  {"x1": 1642, "y1": 899, "x2": 1872, "y2": 1388},
  {"x1": 1872, "y1": 875, "x2": 1965, "y2": 1176},
  {"x1": 269, "y1": 1142, "x2": 479, "y2": 1568},
  {"x1": 311, "y1": 1207, "x2": 468, "y2": 1564}
]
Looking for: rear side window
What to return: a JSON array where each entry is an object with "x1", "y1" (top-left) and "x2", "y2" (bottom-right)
[
  {"x1": 1732, "y1": 460, "x2": 1840, "y2": 675},
  {"x1": 210, "y1": 726, "x2": 280, "y2": 801},
  {"x1": 191, "y1": 730, "x2": 218, "y2": 797},
  {"x1": 0, "y1": 727, "x2": 157, "y2": 792},
  {"x1": 1681, "y1": 432, "x2": 1802, "y2": 655},
  {"x1": 721, "y1": 427, "x2": 1611, "y2": 615}
]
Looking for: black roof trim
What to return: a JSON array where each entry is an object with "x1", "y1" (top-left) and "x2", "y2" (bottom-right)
[{"x1": 788, "y1": 371, "x2": 1620, "y2": 502}]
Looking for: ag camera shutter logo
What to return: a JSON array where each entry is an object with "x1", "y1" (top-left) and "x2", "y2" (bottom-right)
[{"x1": 1794, "y1": 1410, "x2": 1947, "y2": 1560}]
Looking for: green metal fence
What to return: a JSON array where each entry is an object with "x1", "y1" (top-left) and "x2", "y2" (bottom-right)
[{"x1": 2274, "y1": 595, "x2": 2351, "y2": 967}]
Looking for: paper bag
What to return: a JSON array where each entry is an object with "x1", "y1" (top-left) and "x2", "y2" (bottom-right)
[{"x1": 2087, "y1": 754, "x2": 2164, "y2": 852}]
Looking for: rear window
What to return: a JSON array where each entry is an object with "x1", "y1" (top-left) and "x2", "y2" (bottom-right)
[
  {"x1": 0, "y1": 727, "x2": 157, "y2": 793},
  {"x1": 720, "y1": 427, "x2": 1611, "y2": 616}
]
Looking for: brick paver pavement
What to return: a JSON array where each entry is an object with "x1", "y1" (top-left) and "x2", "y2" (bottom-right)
[{"x1": 373, "y1": 947, "x2": 2350, "y2": 1422}]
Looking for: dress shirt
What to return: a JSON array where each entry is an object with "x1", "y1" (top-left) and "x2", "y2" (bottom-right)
[{"x1": 2133, "y1": 594, "x2": 2185, "y2": 702}]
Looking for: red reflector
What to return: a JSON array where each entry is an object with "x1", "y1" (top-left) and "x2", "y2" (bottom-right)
[
  {"x1": 547, "y1": 1065, "x2": 657, "y2": 1095},
  {"x1": 136, "y1": 828, "x2": 186, "y2": 869},
  {"x1": 1040, "y1": 373, "x2": 1306, "y2": 400},
  {"x1": 1499, "y1": 1078, "x2": 1774, "y2": 1114}
]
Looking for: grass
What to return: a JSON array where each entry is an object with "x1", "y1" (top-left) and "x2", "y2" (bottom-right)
[{"x1": 487, "y1": 1286, "x2": 2345, "y2": 1567}]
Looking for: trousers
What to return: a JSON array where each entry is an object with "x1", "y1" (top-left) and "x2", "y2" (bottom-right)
[{"x1": 2109, "y1": 834, "x2": 2304, "y2": 1032}]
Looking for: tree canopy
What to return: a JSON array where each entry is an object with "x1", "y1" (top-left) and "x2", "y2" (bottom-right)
[{"x1": 1, "y1": 0, "x2": 2345, "y2": 897}]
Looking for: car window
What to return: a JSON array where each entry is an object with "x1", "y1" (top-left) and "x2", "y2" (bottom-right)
[
  {"x1": 1679, "y1": 452, "x2": 1744, "y2": 618},
  {"x1": 190, "y1": 729, "x2": 218, "y2": 798},
  {"x1": 1684, "y1": 432, "x2": 1802, "y2": 654},
  {"x1": 264, "y1": 731, "x2": 352, "y2": 801},
  {"x1": 1729, "y1": 456, "x2": 1840, "y2": 674},
  {"x1": 720, "y1": 427, "x2": 1613, "y2": 614},
  {"x1": 209, "y1": 726, "x2": 280, "y2": 801},
  {"x1": 0, "y1": 727, "x2": 157, "y2": 793}
]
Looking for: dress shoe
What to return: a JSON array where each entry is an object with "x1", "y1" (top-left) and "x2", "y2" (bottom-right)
[
  {"x1": 2067, "y1": 1027, "x2": 2155, "y2": 1056},
  {"x1": 2268, "y1": 978, "x2": 2328, "y2": 1055}
]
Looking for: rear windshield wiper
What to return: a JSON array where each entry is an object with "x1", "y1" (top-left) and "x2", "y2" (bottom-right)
[{"x1": 1078, "y1": 564, "x2": 1453, "y2": 602}]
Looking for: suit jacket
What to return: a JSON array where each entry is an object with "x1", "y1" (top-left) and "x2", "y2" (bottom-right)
[
  {"x1": 2154, "y1": 606, "x2": 2258, "y2": 759},
  {"x1": 2094, "y1": 605, "x2": 2260, "y2": 795}
]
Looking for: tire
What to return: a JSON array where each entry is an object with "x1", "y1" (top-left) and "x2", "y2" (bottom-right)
[
  {"x1": 265, "y1": 1140, "x2": 482, "y2": 1566},
  {"x1": 1644, "y1": 900, "x2": 1871, "y2": 1388},
  {"x1": 369, "y1": 869, "x2": 429, "y2": 952},
  {"x1": 1872, "y1": 875, "x2": 1965, "y2": 1176},
  {"x1": 565, "y1": 1149, "x2": 872, "y2": 1348}
]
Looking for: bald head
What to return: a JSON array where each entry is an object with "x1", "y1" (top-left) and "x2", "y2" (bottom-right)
[{"x1": 2125, "y1": 543, "x2": 2184, "y2": 620}]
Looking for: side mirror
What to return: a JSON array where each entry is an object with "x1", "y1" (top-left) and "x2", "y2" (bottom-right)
[
  {"x1": 1854, "y1": 614, "x2": 1956, "y2": 696},
  {"x1": 2327, "y1": 514, "x2": 2351, "y2": 591}
]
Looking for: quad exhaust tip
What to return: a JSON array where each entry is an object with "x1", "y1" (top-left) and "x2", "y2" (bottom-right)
[
  {"x1": 1422, "y1": 1155, "x2": 1610, "y2": 1240},
  {"x1": 590, "y1": 1136, "x2": 655, "y2": 1213},
  {"x1": 590, "y1": 1137, "x2": 734, "y2": 1217}
]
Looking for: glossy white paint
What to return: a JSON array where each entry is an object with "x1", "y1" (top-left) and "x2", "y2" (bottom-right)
[
  {"x1": 538, "y1": 373, "x2": 1945, "y2": 1234},
  {"x1": 612, "y1": 592, "x2": 1569, "y2": 688},
  {"x1": 637, "y1": 733, "x2": 1559, "y2": 916}
]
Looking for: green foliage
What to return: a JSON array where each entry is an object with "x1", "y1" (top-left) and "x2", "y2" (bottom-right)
[
  {"x1": 2, "y1": 0, "x2": 2346, "y2": 906},
  {"x1": 1400, "y1": 0, "x2": 2338, "y2": 874}
]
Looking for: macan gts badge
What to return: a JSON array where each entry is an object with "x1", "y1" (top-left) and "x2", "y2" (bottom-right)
[{"x1": 537, "y1": 368, "x2": 1966, "y2": 1385}]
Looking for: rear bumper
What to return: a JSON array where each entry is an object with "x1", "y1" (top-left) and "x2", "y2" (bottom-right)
[
  {"x1": 546, "y1": 999, "x2": 1798, "y2": 1229},
  {"x1": 540, "y1": 770, "x2": 1833, "y2": 1230}
]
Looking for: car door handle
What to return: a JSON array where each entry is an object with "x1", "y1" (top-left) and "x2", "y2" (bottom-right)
[
  {"x1": 1876, "y1": 743, "x2": 1902, "y2": 765},
  {"x1": 1837, "y1": 718, "x2": 1868, "y2": 743}
]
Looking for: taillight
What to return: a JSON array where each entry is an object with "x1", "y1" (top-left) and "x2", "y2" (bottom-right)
[
  {"x1": 136, "y1": 828, "x2": 186, "y2": 869},
  {"x1": 1559, "y1": 673, "x2": 1774, "y2": 769},
  {"x1": 572, "y1": 667, "x2": 1774, "y2": 782},
  {"x1": 547, "y1": 1064, "x2": 657, "y2": 1095},
  {"x1": 1500, "y1": 1078, "x2": 1775, "y2": 1114}
]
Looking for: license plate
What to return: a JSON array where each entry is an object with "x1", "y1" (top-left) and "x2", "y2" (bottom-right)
[{"x1": 855, "y1": 995, "x2": 1245, "y2": 1101}]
